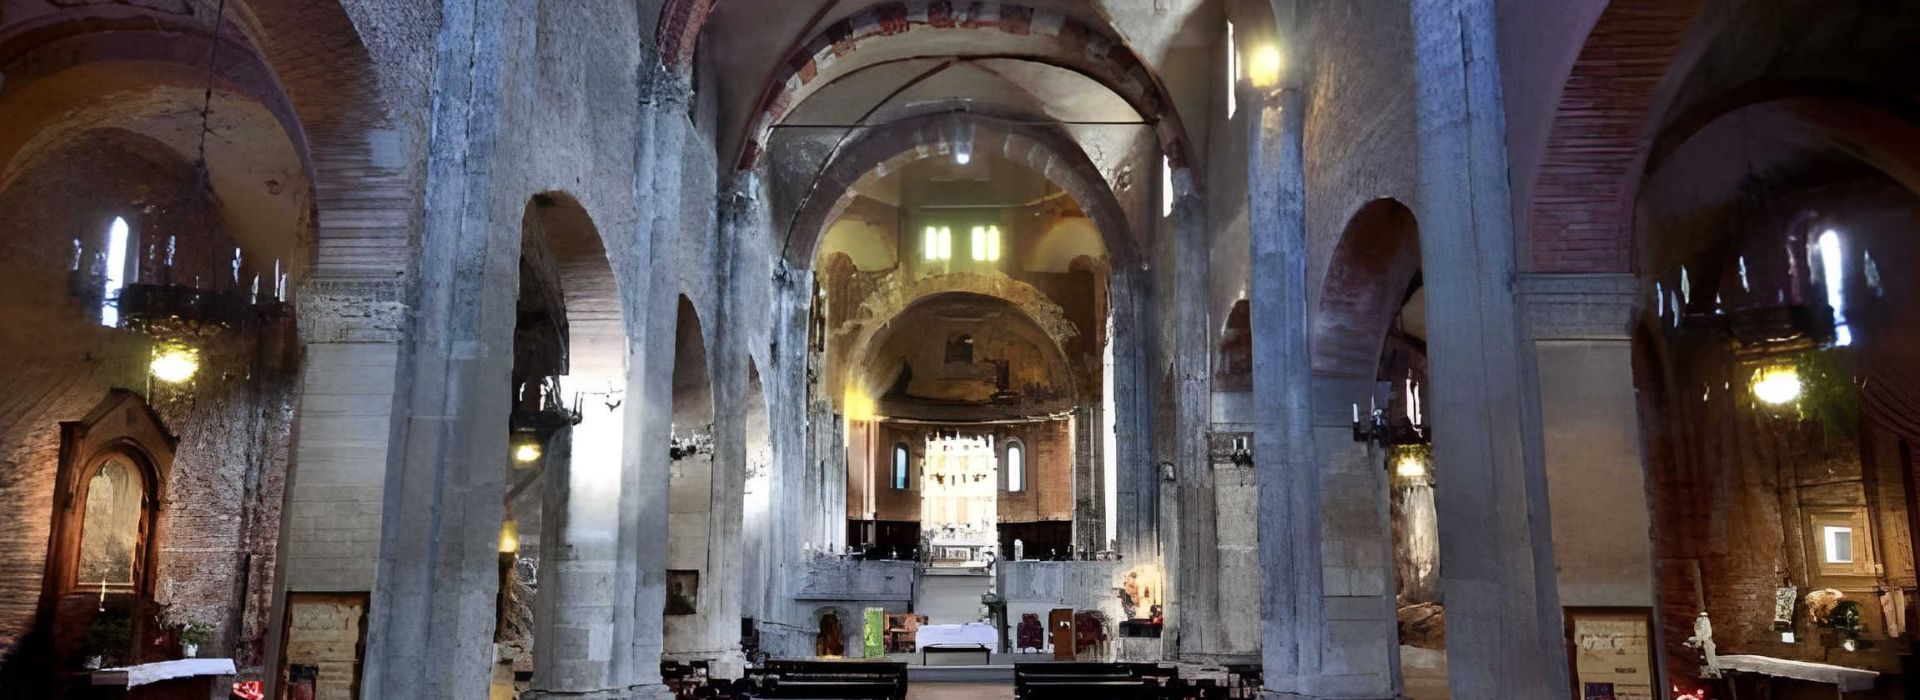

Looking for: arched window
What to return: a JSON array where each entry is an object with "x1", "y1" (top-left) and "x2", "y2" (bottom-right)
[
  {"x1": 893, "y1": 443, "x2": 910, "y2": 490},
  {"x1": 1816, "y1": 229, "x2": 1851, "y2": 346},
  {"x1": 100, "y1": 216, "x2": 131, "y2": 327},
  {"x1": 1006, "y1": 440, "x2": 1025, "y2": 493}
]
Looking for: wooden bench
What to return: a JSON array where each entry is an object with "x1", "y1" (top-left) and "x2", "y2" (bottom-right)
[
  {"x1": 1014, "y1": 662, "x2": 1166, "y2": 699},
  {"x1": 743, "y1": 659, "x2": 907, "y2": 699},
  {"x1": 921, "y1": 643, "x2": 991, "y2": 666}
]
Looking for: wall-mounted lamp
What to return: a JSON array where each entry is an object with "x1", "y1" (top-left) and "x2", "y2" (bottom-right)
[
  {"x1": 1391, "y1": 445, "x2": 1431, "y2": 480},
  {"x1": 1352, "y1": 401, "x2": 1387, "y2": 445},
  {"x1": 1751, "y1": 365, "x2": 1803, "y2": 406},
  {"x1": 1247, "y1": 44, "x2": 1283, "y2": 89},
  {"x1": 512, "y1": 439, "x2": 543, "y2": 464},
  {"x1": 499, "y1": 519, "x2": 520, "y2": 554}
]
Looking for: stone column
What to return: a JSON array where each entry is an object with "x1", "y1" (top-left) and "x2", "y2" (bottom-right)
[
  {"x1": 1072, "y1": 404, "x2": 1102, "y2": 554},
  {"x1": 1411, "y1": 1, "x2": 1573, "y2": 696},
  {"x1": 1520, "y1": 274, "x2": 1655, "y2": 607},
  {"x1": 359, "y1": 1, "x2": 518, "y2": 696},
  {"x1": 760, "y1": 264, "x2": 818, "y2": 657},
  {"x1": 1165, "y1": 186, "x2": 1218, "y2": 658},
  {"x1": 1248, "y1": 84, "x2": 1328, "y2": 696},
  {"x1": 531, "y1": 378, "x2": 628, "y2": 696},
  {"x1": 609, "y1": 58, "x2": 690, "y2": 699},
  {"x1": 1108, "y1": 263, "x2": 1156, "y2": 564},
  {"x1": 681, "y1": 183, "x2": 760, "y2": 679}
]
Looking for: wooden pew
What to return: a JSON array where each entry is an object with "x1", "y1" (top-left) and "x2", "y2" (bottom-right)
[
  {"x1": 743, "y1": 659, "x2": 908, "y2": 699},
  {"x1": 1013, "y1": 662, "x2": 1166, "y2": 699}
]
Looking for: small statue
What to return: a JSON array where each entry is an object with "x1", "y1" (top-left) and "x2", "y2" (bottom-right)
[{"x1": 1684, "y1": 611, "x2": 1719, "y2": 676}]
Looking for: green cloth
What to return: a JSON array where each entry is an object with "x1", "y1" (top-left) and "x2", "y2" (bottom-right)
[{"x1": 863, "y1": 608, "x2": 886, "y2": 658}]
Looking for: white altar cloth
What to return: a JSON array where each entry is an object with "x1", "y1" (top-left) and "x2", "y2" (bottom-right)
[
  {"x1": 914, "y1": 622, "x2": 998, "y2": 650},
  {"x1": 95, "y1": 658, "x2": 237, "y2": 687}
]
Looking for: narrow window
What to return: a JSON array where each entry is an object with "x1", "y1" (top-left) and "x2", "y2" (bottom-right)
[
  {"x1": 1226, "y1": 20, "x2": 1238, "y2": 118},
  {"x1": 101, "y1": 217, "x2": 130, "y2": 327},
  {"x1": 968, "y1": 226, "x2": 1003, "y2": 262},
  {"x1": 1162, "y1": 157, "x2": 1176, "y2": 217},
  {"x1": 923, "y1": 226, "x2": 953, "y2": 261},
  {"x1": 893, "y1": 443, "x2": 910, "y2": 490},
  {"x1": 1817, "y1": 230, "x2": 1850, "y2": 346},
  {"x1": 1006, "y1": 441, "x2": 1025, "y2": 493}
]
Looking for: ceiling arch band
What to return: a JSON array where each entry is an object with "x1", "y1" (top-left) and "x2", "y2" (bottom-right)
[{"x1": 715, "y1": 1, "x2": 1195, "y2": 175}]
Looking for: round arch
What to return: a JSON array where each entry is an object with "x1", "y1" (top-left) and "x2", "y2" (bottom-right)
[
  {"x1": 846, "y1": 290, "x2": 1082, "y2": 412},
  {"x1": 721, "y1": 1, "x2": 1197, "y2": 173},
  {"x1": 1312, "y1": 198, "x2": 1421, "y2": 377},
  {"x1": 785, "y1": 111, "x2": 1138, "y2": 268},
  {"x1": 0, "y1": 21, "x2": 317, "y2": 277},
  {"x1": 1645, "y1": 87, "x2": 1920, "y2": 199}
]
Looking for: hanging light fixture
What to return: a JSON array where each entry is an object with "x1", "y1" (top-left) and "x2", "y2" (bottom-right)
[
  {"x1": 1751, "y1": 364, "x2": 1803, "y2": 406},
  {"x1": 119, "y1": 0, "x2": 285, "y2": 346},
  {"x1": 149, "y1": 344, "x2": 201, "y2": 384}
]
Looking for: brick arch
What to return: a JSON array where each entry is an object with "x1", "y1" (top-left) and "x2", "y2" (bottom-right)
[
  {"x1": 0, "y1": 15, "x2": 309, "y2": 171},
  {"x1": 732, "y1": 1, "x2": 1194, "y2": 174},
  {"x1": 785, "y1": 111, "x2": 1137, "y2": 269},
  {"x1": 1312, "y1": 198, "x2": 1421, "y2": 377},
  {"x1": 1645, "y1": 83, "x2": 1920, "y2": 196},
  {"x1": 1528, "y1": 0, "x2": 1710, "y2": 274},
  {"x1": 233, "y1": 0, "x2": 414, "y2": 280},
  {"x1": 0, "y1": 0, "x2": 408, "y2": 281},
  {"x1": 656, "y1": 0, "x2": 718, "y2": 71}
]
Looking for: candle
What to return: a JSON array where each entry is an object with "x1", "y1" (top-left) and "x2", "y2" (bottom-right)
[
  {"x1": 98, "y1": 579, "x2": 107, "y2": 612},
  {"x1": 1352, "y1": 403, "x2": 1359, "y2": 424}
]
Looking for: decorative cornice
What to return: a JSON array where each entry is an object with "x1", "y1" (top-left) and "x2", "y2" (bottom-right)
[
  {"x1": 296, "y1": 277, "x2": 411, "y2": 343},
  {"x1": 1518, "y1": 273, "x2": 1641, "y2": 340}
]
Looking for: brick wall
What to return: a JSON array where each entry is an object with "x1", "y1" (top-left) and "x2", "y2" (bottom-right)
[{"x1": 0, "y1": 114, "x2": 296, "y2": 680}]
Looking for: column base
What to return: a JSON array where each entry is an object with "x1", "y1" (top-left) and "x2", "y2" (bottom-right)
[
  {"x1": 624, "y1": 684, "x2": 674, "y2": 700},
  {"x1": 660, "y1": 649, "x2": 747, "y2": 680}
]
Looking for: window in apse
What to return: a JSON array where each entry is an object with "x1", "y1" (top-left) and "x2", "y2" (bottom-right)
[
  {"x1": 1006, "y1": 441, "x2": 1025, "y2": 493},
  {"x1": 893, "y1": 443, "x2": 910, "y2": 490},
  {"x1": 1823, "y1": 525, "x2": 1854, "y2": 564}
]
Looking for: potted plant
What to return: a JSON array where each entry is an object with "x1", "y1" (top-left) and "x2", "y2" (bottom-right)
[
  {"x1": 80, "y1": 609, "x2": 133, "y2": 670},
  {"x1": 179, "y1": 619, "x2": 212, "y2": 658}
]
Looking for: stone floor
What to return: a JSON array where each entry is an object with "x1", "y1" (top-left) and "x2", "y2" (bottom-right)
[{"x1": 908, "y1": 682, "x2": 1014, "y2": 699}]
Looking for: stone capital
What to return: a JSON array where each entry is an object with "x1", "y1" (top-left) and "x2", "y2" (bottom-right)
[
  {"x1": 296, "y1": 277, "x2": 411, "y2": 344},
  {"x1": 638, "y1": 59, "x2": 693, "y2": 110},
  {"x1": 1518, "y1": 272, "x2": 1641, "y2": 341}
]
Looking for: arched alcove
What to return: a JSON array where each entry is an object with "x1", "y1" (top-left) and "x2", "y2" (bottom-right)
[{"x1": 1313, "y1": 198, "x2": 1422, "y2": 377}]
